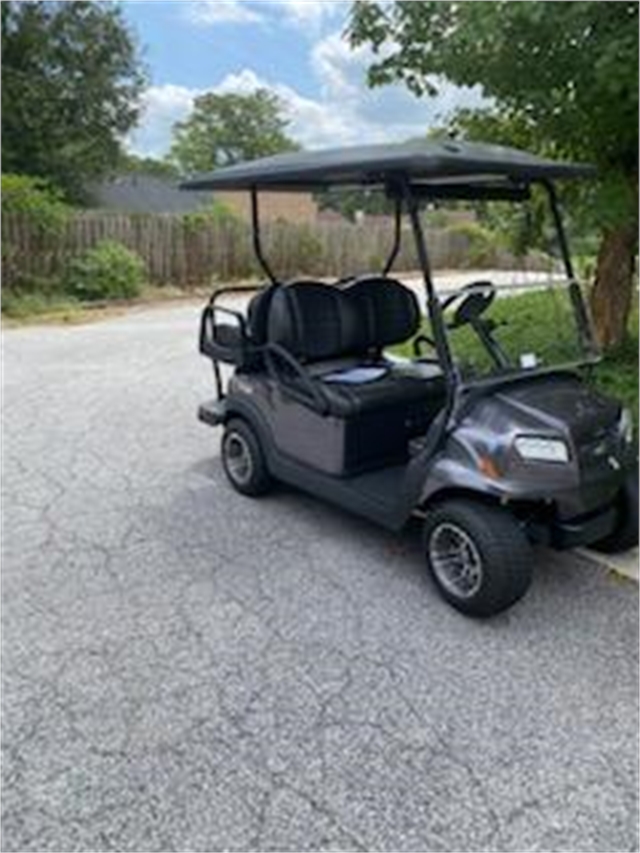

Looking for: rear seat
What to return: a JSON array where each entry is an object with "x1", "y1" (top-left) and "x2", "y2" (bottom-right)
[{"x1": 265, "y1": 277, "x2": 445, "y2": 418}]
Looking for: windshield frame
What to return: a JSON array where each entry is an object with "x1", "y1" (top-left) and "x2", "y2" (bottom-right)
[{"x1": 406, "y1": 177, "x2": 599, "y2": 392}]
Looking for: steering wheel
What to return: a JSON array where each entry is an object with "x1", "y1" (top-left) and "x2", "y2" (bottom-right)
[
  {"x1": 412, "y1": 280, "x2": 497, "y2": 357},
  {"x1": 441, "y1": 280, "x2": 496, "y2": 328}
]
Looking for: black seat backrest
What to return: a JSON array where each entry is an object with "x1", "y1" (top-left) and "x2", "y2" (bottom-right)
[
  {"x1": 247, "y1": 283, "x2": 279, "y2": 345},
  {"x1": 266, "y1": 277, "x2": 419, "y2": 364},
  {"x1": 268, "y1": 281, "x2": 364, "y2": 361},
  {"x1": 346, "y1": 277, "x2": 419, "y2": 348}
]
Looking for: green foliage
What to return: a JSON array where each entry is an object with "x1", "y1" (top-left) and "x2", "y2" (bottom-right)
[
  {"x1": 446, "y1": 221, "x2": 501, "y2": 268},
  {"x1": 118, "y1": 153, "x2": 181, "y2": 180},
  {"x1": 1, "y1": 1, "x2": 146, "y2": 201},
  {"x1": 287, "y1": 225, "x2": 324, "y2": 277},
  {"x1": 424, "y1": 209, "x2": 449, "y2": 229},
  {"x1": 1, "y1": 289, "x2": 79, "y2": 320},
  {"x1": 316, "y1": 187, "x2": 393, "y2": 221},
  {"x1": 394, "y1": 288, "x2": 638, "y2": 424},
  {"x1": 2, "y1": 174, "x2": 71, "y2": 296},
  {"x1": 443, "y1": 289, "x2": 583, "y2": 375},
  {"x1": 348, "y1": 1, "x2": 637, "y2": 195},
  {"x1": 593, "y1": 299, "x2": 639, "y2": 431},
  {"x1": 1, "y1": 173, "x2": 70, "y2": 233},
  {"x1": 268, "y1": 222, "x2": 324, "y2": 279},
  {"x1": 182, "y1": 201, "x2": 239, "y2": 232},
  {"x1": 62, "y1": 240, "x2": 146, "y2": 301},
  {"x1": 348, "y1": 1, "x2": 639, "y2": 347},
  {"x1": 349, "y1": 2, "x2": 638, "y2": 178},
  {"x1": 471, "y1": 186, "x2": 551, "y2": 258},
  {"x1": 169, "y1": 89, "x2": 299, "y2": 175}
]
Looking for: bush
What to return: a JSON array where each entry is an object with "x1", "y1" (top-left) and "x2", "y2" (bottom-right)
[
  {"x1": 1, "y1": 173, "x2": 70, "y2": 234},
  {"x1": 2, "y1": 174, "x2": 72, "y2": 293},
  {"x1": 63, "y1": 240, "x2": 146, "y2": 301},
  {"x1": 446, "y1": 221, "x2": 501, "y2": 268},
  {"x1": 425, "y1": 209, "x2": 449, "y2": 228},
  {"x1": 182, "y1": 200, "x2": 238, "y2": 231},
  {"x1": 292, "y1": 224, "x2": 324, "y2": 276}
]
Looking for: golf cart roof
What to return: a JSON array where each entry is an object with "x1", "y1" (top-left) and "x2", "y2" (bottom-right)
[{"x1": 181, "y1": 139, "x2": 594, "y2": 193}]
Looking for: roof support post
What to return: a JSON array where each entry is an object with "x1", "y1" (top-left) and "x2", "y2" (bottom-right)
[
  {"x1": 382, "y1": 196, "x2": 403, "y2": 276},
  {"x1": 541, "y1": 179, "x2": 596, "y2": 355},
  {"x1": 251, "y1": 187, "x2": 278, "y2": 284},
  {"x1": 402, "y1": 180, "x2": 457, "y2": 383}
]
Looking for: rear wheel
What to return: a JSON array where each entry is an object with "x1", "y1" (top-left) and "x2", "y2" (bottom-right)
[
  {"x1": 423, "y1": 499, "x2": 532, "y2": 617},
  {"x1": 590, "y1": 468, "x2": 639, "y2": 554},
  {"x1": 221, "y1": 418, "x2": 272, "y2": 497}
]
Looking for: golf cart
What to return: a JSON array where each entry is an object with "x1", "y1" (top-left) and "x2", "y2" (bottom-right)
[{"x1": 183, "y1": 140, "x2": 638, "y2": 617}]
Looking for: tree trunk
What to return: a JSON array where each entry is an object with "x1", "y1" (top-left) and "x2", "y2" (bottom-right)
[{"x1": 589, "y1": 223, "x2": 637, "y2": 350}]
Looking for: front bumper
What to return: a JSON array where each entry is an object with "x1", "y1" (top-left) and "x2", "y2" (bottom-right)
[{"x1": 527, "y1": 503, "x2": 617, "y2": 550}]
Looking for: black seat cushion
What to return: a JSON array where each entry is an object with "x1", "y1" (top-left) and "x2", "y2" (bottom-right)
[{"x1": 316, "y1": 362, "x2": 445, "y2": 417}]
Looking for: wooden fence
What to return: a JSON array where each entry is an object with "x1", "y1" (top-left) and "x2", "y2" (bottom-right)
[{"x1": 2, "y1": 210, "x2": 518, "y2": 290}]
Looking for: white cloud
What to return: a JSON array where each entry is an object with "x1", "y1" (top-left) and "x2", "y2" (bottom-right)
[
  {"x1": 183, "y1": 0, "x2": 347, "y2": 31},
  {"x1": 311, "y1": 30, "x2": 484, "y2": 138},
  {"x1": 127, "y1": 27, "x2": 485, "y2": 159},
  {"x1": 185, "y1": 1, "x2": 262, "y2": 26},
  {"x1": 126, "y1": 84, "x2": 200, "y2": 159},
  {"x1": 200, "y1": 68, "x2": 354, "y2": 149},
  {"x1": 264, "y1": 0, "x2": 347, "y2": 28}
]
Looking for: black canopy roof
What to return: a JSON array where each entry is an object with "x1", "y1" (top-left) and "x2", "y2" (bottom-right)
[{"x1": 180, "y1": 139, "x2": 594, "y2": 193}]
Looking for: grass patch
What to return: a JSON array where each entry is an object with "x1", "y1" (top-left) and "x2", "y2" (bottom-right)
[
  {"x1": 396, "y1": 287, "x2": 638, "y2": 427},
  {"x1": 1, "y1": 281, "x2": 259, "y2": 326},
  {"x1": 0, "y1": 284, "x2": 216, "y2": 327},
  {"x1": 1, "y1": 291, "x2": 83, "y2": 323}
]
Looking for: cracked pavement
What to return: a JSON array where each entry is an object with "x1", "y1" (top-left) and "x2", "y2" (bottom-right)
[{"x1": 2, "y1": 302, "x2": 638, "y2": 852}]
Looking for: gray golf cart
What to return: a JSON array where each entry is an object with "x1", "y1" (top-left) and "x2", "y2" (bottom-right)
[{"x1": 183, "y1": 140, "x2": 638, "y2": 617}]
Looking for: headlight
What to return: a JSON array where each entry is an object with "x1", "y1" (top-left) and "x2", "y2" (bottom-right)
[
  {"x1": 619, "y1": 408, "x2": 634, "y2": 445},
  {"x1": 514, "y1": 435, "x2": 570, "y2": 463}
]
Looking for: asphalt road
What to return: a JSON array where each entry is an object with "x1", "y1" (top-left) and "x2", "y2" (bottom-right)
[{"x1": 2, "y1": 299, "x2": 638, "y2": 852}]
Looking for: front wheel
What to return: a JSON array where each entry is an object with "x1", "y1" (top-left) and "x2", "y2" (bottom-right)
[
  {"x1": 221, "y1": 418, "x2": 272, "y2": 497},
  {"x1": 423, "y1": 499, "x2": 532, "y2": 617}
]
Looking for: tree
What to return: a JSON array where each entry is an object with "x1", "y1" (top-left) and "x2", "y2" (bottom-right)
[
  {"x1": 118, "y1": 153, "x2": 181, "y2": 181},
  {"x1": 1, "y1": 1, "x2": 146, "y2": 201},
  {"x1": 349, "y1": 1, "x2": 638, "y2": 349},
  {"x1": 169, "y1": 89, "x2": 299, "y2": 174}
]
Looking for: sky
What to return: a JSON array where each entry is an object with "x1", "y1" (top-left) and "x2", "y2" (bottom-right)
[{"x1": 123, "y1": 0, "x2": 483, "y2": 159}]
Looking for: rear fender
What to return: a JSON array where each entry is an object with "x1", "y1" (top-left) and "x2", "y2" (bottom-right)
[{"x1": 224, "y1": 394, "x2": 274, "y2": 448}]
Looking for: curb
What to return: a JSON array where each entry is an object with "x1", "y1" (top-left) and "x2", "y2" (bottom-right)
[{"x1": 577, "y1": 547, "x2": 639, "y2": 583}]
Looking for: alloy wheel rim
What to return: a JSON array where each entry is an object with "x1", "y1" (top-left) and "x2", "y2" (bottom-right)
[
  {"x1": 225, "y1": 432, "x2": 253, "y2": 485},
  {"x1": 429, "y1": 522, "x2": 483, "y2": 598}
]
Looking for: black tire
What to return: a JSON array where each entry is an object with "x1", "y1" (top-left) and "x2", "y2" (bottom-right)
[
  {"x1": 590, "y1": 468, "x2": 639, "y2": 554},
  {"x1": 423, "y1": 499, "x2": 532, "y2": 617},
  {"x1": 221, "y1": 418, "x2": 272, "y2": 497}
]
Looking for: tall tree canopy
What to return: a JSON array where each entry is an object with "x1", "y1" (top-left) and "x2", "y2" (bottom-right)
[
  {"x1": 349, "y1": 1, "x2": 638, "y2": 349},
  {"x1": 169, "y1": 89, "x2": 299, "y2": 174},
  {"x1": 1, "y1": 1, "x2": 146, "y2": 201}
]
